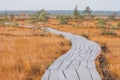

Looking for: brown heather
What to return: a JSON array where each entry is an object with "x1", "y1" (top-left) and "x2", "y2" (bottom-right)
[{"x1": 0, "y1": 26, "x2": 70, "y2": 80}]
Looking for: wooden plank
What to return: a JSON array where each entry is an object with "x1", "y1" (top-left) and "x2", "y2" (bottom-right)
[
  {"x1": 67, "y1": 50, "x2": 81, "y2": 61},
  {"x1": 79, "y1": 61, "x2": 88, "y2": 69},
  {"x1": 64, "y1": 70, "x2": 79, "y2": 80},
  {"x1": 77, "y1": 68, "x2": 93, "y2": 80},
  {"x1": 84, "y1": 44, "x2": 90, "y2": 50},
  {"x1": 67, "y1": 61, "x2": 80, "y2": 69},
  {"x1": 75, "y1": 56, "x2": 84, "y2": 61},
  {"x1": 89, "y1": 50, "x2": 99, "y2": 61},
  {"x1": 88, "y1": 61, "x2": 96, "y2": 69},
  {"x1": 83, "y1": 50, "x2": 92, "y2": 61},
  {"x1": 55, "y1": 49, "x2": 75, "y2": 62},
  {"x1": 49, "y1": 70, "x2": 67, "y2": 80},
  {"x1": 59, "y1": 70, "x2": 67, "y2": 80},
  {"x1": 49, "y1": 70, "x2": 58, "y2": 80},
  {"x1": 89, "y1": 69, "x2": 101, "y2": 80},
  {"x1": 58, "y1": 60, "x2": 72, "y2": 69}
]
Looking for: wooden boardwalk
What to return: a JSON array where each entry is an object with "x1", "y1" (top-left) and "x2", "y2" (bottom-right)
[{"x1": 41, "y1": 28, "x2": 101, "y2": 80}]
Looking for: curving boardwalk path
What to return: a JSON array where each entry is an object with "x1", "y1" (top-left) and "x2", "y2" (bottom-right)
[{"x1": 41, "y1": 28, "x2": 101, "y2": 80}]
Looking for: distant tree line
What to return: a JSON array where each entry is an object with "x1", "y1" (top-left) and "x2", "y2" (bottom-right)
[
  {"x1": 0, "y1": 6, "x2": 120, "y2": 36},
  {"x1": 56, "y1": 5, "x2": 92, "y2": 27}
]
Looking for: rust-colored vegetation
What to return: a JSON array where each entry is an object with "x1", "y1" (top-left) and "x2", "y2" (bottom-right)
[
  {"x1": 0, "y1": 13, "x2": 120, "y2": 80},
  {"x1": 0, "y1": 26, "x2": 70, "y2": 80}
]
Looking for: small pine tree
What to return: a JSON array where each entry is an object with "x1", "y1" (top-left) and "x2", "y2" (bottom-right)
[
  {"x1": 56, "y1": 15, "x2": 72, "y2": 24},
  {"x1": 73, "y1": 5, "x2": 80, "y2": 26},
  {"x1": 0, "y1": 13, "x2": 9, "y2": 27},
  {"x1": 109, "y1": 13, "x2": 116, "y2": 21},
  {"x1": 30, "y1": 9, "x2": 49, "y2": 36},
  {"x1": 9, "y1": 13, "x2": 15, "y2": 21},
  {"x1": 83, "y1": 6, "x2": 92, "y2": 27},
  {"x1": 96, "y1": 19, "x2": 107, "y2": 29}
]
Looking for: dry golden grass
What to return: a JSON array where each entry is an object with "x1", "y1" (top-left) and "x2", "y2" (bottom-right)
[
  {"x1": 0, "y1": 26, "x2": 70, "y2": 80},
  {"x1": 47, "y1": 19, "x2": 120, "y2": 78},
  {"x1": 1, "y1": 15, "x2": 119, "y2": 80}
]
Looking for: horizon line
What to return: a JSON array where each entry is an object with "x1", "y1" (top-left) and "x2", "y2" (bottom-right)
[{"x1": 0, "y1": 10, "x2": 120, "y2": 12}]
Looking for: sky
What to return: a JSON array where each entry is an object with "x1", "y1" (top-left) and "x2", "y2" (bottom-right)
[{"x1": 0, "y1": 0, "x2": 120, "y2": 11}]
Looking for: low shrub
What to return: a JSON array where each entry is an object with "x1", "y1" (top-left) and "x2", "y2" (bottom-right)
[
  {"x1": 101, "y1": 30, "x2": 117, "y2": 36},
  {"x1": 4, "y1": 22, "x2": 19, "y2": 27},
  {"x1": 96, "y1": 19, "x2": 107, "y2": 29},
  {"x1": 110, "y1": 26, "x2": 118, "y2": 30},
  {"x1": 56, "y1": 15, "x2": 72, "y2": 24},
  {"x1": 101, "y1": 43, "x2": 110, "y2": 53},
  {"x1": 117, "y1": 22, "x2": 120, "y2": 29}
]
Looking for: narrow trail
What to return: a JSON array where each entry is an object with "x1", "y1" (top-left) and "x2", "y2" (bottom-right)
[{"x1": 41, "y1": 28, "x2": 101, "y2": 80}]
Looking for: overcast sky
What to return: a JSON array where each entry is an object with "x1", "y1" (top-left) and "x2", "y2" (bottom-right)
[{"x1": 0, "y1": 0, "x2": 120, "y2": 11}]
